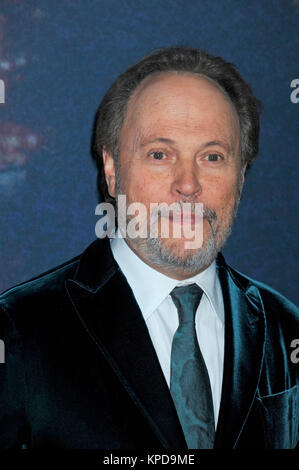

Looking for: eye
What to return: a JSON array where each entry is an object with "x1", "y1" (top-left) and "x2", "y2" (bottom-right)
[
  {"x1": 204, "y1": 153, "x2": 222, "y2": 162},
  {"x1": 149, "y1": 151, "x2": 167, "y2": 160}
]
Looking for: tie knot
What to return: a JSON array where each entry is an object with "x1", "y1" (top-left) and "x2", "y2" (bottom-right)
[{"x1": 170, "y1": 283, "x2": 203, "y2": 323}]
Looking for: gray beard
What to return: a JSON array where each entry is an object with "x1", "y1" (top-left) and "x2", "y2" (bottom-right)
[
  {"x1": 114, "y1": 168, "x2": 244, "y2": 276},
  {"x1": 138, "y1": 231, "x2": 219, "y2": 274},
  {"x1": 124, "y1": 207, "x2": 233, "y2": 276}
]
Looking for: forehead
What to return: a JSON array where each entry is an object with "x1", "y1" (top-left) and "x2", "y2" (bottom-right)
[{"x1": 121, "y1": 72, "x2": 240, "y2": 147}]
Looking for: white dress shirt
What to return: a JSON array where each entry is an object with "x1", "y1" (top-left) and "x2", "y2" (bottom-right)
[{"x1": 110, "y1": 233, "x2": 225, "y2": 427}]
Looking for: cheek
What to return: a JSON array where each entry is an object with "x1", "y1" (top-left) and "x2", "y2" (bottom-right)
[
  {"x1": 205, "y1": 176, "x2": 238, "y2": 210},
  {"x1": 127, "y1": 170, "x2": 167, "y2": 204}
]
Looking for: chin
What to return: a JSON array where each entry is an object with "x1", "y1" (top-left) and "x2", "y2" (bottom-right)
[
  {"x1": 142, "y1": 233, "x2": 219, "y2": 274},
  {"x1": 158, "y1": 236, "x2": 205, "y2": 257}
]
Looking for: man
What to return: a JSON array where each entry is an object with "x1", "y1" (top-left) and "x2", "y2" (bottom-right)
[{"x1": 0, "y1": 47, "x2": 298, "y2": 449}]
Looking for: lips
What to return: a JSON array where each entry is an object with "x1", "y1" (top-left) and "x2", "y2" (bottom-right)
[{"x1": 168, "y1": 213, "x2": 199, "y2": 224}]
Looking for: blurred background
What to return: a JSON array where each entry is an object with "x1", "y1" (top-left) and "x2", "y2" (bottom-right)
[{"x1": 0, "y1": 0, "x2": 298, "y2": 303}]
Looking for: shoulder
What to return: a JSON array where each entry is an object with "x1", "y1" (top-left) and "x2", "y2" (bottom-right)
[
  {"x1": 0, "y1": 237, "x2": 116, "y2": 325},
  {"x1": 0, "y1": 254, "x2": 80, "y2": 321},
  {"x1": 217, "y1": 252, "x2": 298, "y2": 323}
]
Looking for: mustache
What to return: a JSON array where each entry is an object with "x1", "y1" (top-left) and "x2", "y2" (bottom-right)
[
  {"x1": 203, "y1": 206, "x2": 217, "y2": 223},
  {"x1": 149, "y1": 201, "x2": 217, "y2": 224}
]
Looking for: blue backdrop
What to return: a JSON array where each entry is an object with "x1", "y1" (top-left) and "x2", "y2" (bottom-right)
[{"x1": 0, "y1": 0, "x2": 298, "y2": 304}]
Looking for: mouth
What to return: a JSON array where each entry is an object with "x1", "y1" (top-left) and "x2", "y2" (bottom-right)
[
  {"x1": 169, "y1": 213, "x2": 197, "y2": 225},
  {"x1": 167, "y1": 213, "x2": 212, "y2": 224},
  {"x1": 148, "y1": 204, "x2": 217, "y2": 237}
]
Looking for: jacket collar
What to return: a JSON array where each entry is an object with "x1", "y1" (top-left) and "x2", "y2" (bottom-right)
[
  {"x1": 214, "y1": 252, "x2": 266, "y2": 448},
  {"x1": 71, "y1": 238, "x2": 118, "y2": 292},
  {"x1": 66, "y1": 238, "x2": 266, "y2": 449}
]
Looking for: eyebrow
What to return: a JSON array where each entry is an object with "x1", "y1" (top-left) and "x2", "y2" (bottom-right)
[
  {"x1": 139, "y1": 136, "x2": 233, "y2": 153},
  {"x1": 139, "y1": 137, "x2": 176, "y2": 147}
]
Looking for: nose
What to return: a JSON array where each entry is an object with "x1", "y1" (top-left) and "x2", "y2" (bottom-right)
[{"x1": 171, "y1": 159, "x2": 202, "y2": 200}]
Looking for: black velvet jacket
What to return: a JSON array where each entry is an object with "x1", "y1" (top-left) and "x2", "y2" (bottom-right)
[{"x1": 0, "y1": 238, "x2": 298, "y2": 449}]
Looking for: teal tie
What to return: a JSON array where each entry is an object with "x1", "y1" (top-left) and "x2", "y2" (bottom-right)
[{"x1": 170, "y1": 284, "x2": 215, "y2": 449}]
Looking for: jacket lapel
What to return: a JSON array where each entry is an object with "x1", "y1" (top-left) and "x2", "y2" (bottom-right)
[
  {"x1": 65, "y1": 238, "x2": 187, "y2": 449},
  {"x1": 214, "y1": 253, "x2": 266, "y2": 448},
  {"x1": 65, "y1": 238, "x2": 267, "y2": 449}
]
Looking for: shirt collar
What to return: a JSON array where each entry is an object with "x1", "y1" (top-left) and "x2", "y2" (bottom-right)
[{"x1": 110, "y1": 231, "x2": 223, "y2": 323}]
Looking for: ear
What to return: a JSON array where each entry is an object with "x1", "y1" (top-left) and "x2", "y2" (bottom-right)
[
  {"x1": 241, "y1": 163, "x2": 247, "y2": 183},
  {"x1": 102, "y1": 148, "x2": 116, "y2": 198}
]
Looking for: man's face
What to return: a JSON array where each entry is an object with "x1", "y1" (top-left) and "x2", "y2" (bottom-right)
[{"x1": 103, "y1": 72, "x2": 244, "y2": 279}]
